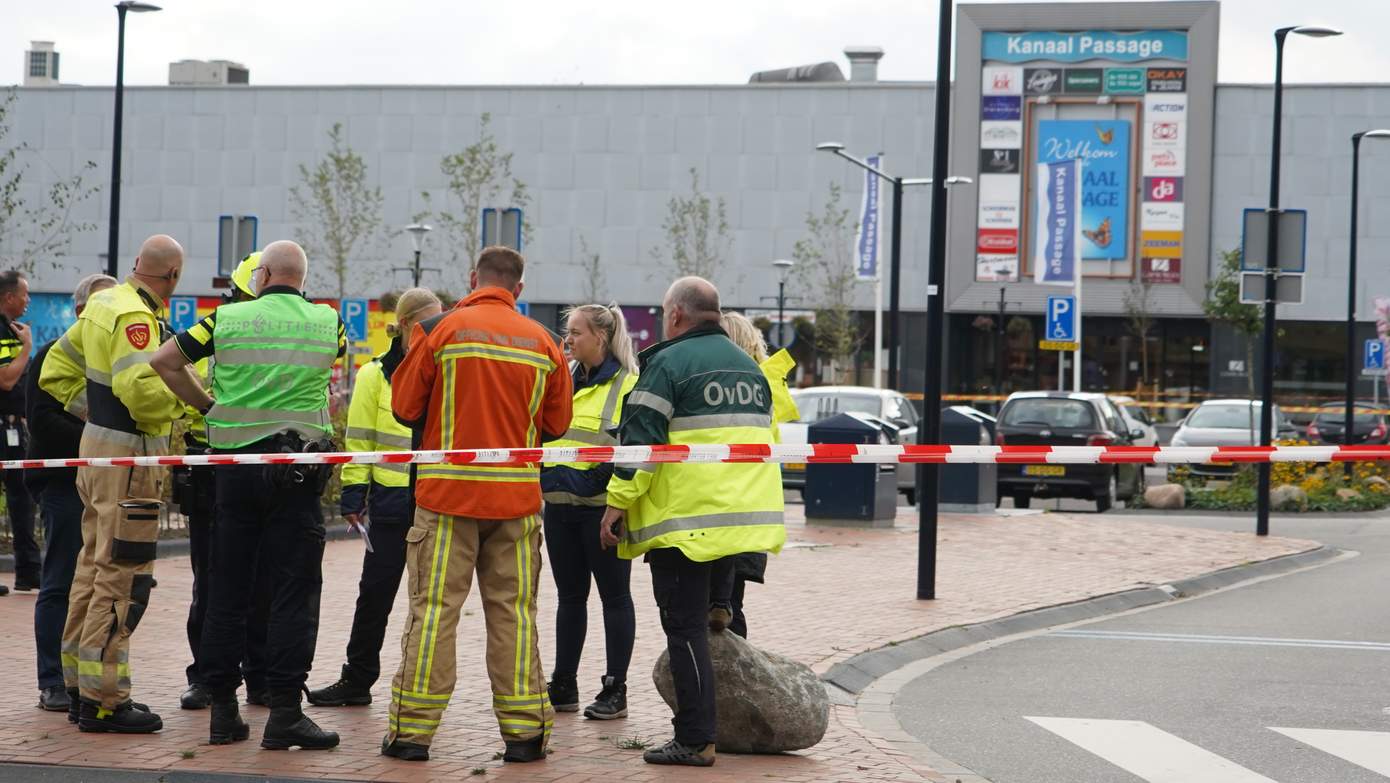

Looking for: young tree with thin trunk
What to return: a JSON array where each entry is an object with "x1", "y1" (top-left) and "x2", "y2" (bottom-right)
[
  {"x1": 653, "y1": 168, "x2": 730, "y2": 280},
  {"x1": 0, "y1": 89, "x2": 100, "y2": 275},
  {"x1": 417, "y1": 113, "x2": 532, "y2": 291},
  {"x1": 794, "y1": 182, "x2": 861, "y2": 381},
  {"x1": 1204, "y1": 248, "x2": 1263, "y2": 434},
  {"x1": 577, "y1": 232, "x2": 605, "y2": 303},
  {"x1": 289, "y1": 123, "x2": 384, "y2": 299},
  {"x1": 1123, "y1": 274, "x2": 1157, "y2": 391}
]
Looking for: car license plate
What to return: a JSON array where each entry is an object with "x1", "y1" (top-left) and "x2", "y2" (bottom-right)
[
  {"x1": 1022, "y1": 465, "x2": 1065, "y2": 477},
  {"x1": 785, "y1": 463, "x2": 806, "y2": 472}
]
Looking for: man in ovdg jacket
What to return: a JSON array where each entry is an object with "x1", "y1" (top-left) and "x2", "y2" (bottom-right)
[{"x1": 27, "y1": 274, "x2": 117, "y2": 714}]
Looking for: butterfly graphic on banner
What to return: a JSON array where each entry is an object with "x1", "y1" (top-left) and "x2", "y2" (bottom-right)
[
  {"x1": 1082, "y1": 218, "x2": 1112, "y2": 249},
  {"x1": 1094, "y1": 125, "x2": 1115, "y2": 145}
]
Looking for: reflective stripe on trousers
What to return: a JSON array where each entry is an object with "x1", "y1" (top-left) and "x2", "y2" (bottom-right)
[{"x1": 386, "y1": 509, "x2": 553, "y2": 747}]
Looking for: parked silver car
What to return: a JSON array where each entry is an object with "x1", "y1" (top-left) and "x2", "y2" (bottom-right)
[
  {"x1": 1168, "y1": 399, "x2": 1296, "y2": 479},
  {"x1": 778, "y1": 386, "x2": 920, "y2": 503}
]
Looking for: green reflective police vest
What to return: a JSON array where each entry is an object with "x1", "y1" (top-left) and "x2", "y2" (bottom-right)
[{"x1": 206, "y1": 293, "x2": 338, "y2": 449}]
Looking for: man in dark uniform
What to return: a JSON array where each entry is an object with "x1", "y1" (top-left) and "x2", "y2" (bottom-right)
[
  {"x1": 177, "y1": 254, "x2": 274, "y2": 711},
  {"x1": 0, "y1": 269, "x2": 37, "y2": 594},
  {"x1": 153, "y1": 240, "x2": 345, "y2": 750}
]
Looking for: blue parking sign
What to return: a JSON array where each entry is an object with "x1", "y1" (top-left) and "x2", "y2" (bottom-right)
[
  {"x1": 341, "y1": 298, "x2": 369, "y2": 342},
  {"x1": 168, "y1": 296, "x2": 199, "y2": 333},
  {"x1": 1365, "y1": 339, "x2": 1385, "y2": 371},
  {"x1": 1045, "y1": 296, "x2": 1076, "y2": 342}
]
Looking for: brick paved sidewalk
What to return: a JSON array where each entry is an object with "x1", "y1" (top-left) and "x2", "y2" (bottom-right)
[{"x1": 0, "y1": 506, "x2": 1314, "y2": 783}]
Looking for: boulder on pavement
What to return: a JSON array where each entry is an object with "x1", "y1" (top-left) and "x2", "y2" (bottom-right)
[
  {"x1": 1336, "y1": 488, "x2": 1362, "y2": 501},
  {"x1": 653, "y1": 629, "x2": 828, "y2": 754},
  {"x1": 1270, "y1": 484, "x2": 1308, "y2": 511},
  {"x1": 1143, "y1": 483, "x2": 1185, "y2": 510}
]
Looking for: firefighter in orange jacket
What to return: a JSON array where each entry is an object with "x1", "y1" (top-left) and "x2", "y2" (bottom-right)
[{"x1": 382, "y1": 246, "x2": 572, "y2": 764}]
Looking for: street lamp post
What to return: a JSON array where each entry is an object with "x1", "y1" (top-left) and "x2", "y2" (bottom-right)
[
  {"x1": 760, "y1": 258, "x2": 800, "y2": 351},
  {"x1": 813, "y1": 143, "x2": 970, "y2": 390},
  {"x1": 1256, "y1": 25, "x2": 1342, "y2": 537},
  {"x1": 106, "y1": 1, "x2": 161, "y2": 279},
  {"x1": 814, "y1": 143, "x2": 930, "y2": 390},
  {"x1": 397, "y1": 223, "x2": 434, "y2": 287},
  {"x1": 1347, "y1": 130, "x2": 1390, "y2": 464}
]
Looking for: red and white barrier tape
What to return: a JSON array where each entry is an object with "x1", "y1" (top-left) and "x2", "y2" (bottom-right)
[{"x1": 5, "y1": 444, "x2": 1390, "y2": 471}]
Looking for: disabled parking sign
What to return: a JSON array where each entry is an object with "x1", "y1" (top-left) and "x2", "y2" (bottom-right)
[
  {"x1": 341, "y1": 298, "x2": 368, "y2": 342},
  {"x1": 1040, "y1": 295, "x2": 1079, "y2": 352}
]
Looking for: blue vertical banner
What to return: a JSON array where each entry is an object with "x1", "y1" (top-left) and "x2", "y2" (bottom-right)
[
  {"x1": 855, "y1": 154, "x2": 883, "y2": 280},
  {"x1": 1033, "y1": 158, "x2": 1082, "y2": 286},
  {"x1": 1036, "y1": 120, "x2": 1130, "y2": 260}
]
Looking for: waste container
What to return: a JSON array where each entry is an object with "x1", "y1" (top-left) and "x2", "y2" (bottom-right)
[
  {"x1": 940, "y1": 407, "x2": 997, "y2": 513},
  {"x1": 804, "y1": 412, "x2": 898, "y2": 527}
]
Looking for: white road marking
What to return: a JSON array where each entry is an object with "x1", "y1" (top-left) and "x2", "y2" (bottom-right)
[
  {"x1": 1050, "y1": 629, "x2": 1390, "y2": 652},
  {"x1": 1025, "y1": 716, "x2": 1278, "y2": 783},
  {"x1": 1270, "y1": 727, "x2": 1390, "y2": 776}
]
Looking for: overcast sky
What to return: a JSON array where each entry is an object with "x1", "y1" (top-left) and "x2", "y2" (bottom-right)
[{"x1": 3, "y1": 0, "x2": 1385, "y2": 88}]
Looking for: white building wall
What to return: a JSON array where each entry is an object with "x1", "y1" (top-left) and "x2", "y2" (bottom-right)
[{"x1": 10, "y1": 82, "x2": 1390, "y2": 320}]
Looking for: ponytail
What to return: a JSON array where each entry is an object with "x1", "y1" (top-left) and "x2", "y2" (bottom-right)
[{"x1": 566, "y1": 303, "x2": 639, "y2": 375}]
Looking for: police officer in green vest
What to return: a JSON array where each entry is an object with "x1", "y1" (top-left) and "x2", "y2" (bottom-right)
[
  {"x1": 152, "y1": 240, "x2": 346, "y2": 751},
  {"x1": 600, "y1": 276, "x2": 786, "y2": 768}
]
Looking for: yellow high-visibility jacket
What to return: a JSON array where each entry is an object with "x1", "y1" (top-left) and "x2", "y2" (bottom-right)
[
  {"x1": 541, "y1": 356, "x2": 639, "y2": 506},
  {"x1": 607, "y1": 325, "x2": 785, "y2": 562},
  {"x1": 41, "y1": 279, "x2": 183, "y2": 447},
  {"x1": 341, "y1": 340, "x2": 413, "y2": 520}
]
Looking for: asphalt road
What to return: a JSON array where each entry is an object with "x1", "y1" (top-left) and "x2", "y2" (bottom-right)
[{"x1": 894, "y1": 513, "x2": 1390, "y2": 783}]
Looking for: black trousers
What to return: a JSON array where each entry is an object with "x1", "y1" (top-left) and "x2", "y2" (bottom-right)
[
  {"x1": 182, "y1": 465, "x2": 273, "y2": 689},
  {"x1": 33, "y1": 480, "x2": 83, "y2": 690},
  {"x1": 648, "y1": 547, "x2": 716, "y2": 746},
  {"x1": 544, "y1": 503, "x2": 635, "y2": 683},
  {"x1": 708, "y1": 557, "x2": 749, "y2": 639},
  {"x1": 198, "y1": 460, "x2": 326, "y2": 697},
  {"x1": 341, "y1": 517, "x2": 409, "y2": 686},
  {"x1": 4, "y1": 435, "x2": 38, "y2": 584}
]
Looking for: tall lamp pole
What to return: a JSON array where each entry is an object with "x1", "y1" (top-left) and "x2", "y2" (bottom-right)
[
  {"x1": 397, "y1": 223, "x2": 435, "y2": 287},
  {"x1": 1347, "y1": 130, "x2": 1390, "y2": 462},
  {"x1": 760, "y1": 258, "x2": 801, "y2": 350},
  {"x1": 814, "y1": 143, "x2": 931, "y2": 390},
  {"x1": 1257, "y1": 25, "x2": 1341, "y2": 537},
  {"x1": 106, "y1": 1, "x2": 161, "y2": 278}
]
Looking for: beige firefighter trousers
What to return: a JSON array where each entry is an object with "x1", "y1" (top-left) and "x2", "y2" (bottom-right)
[
  {"x1": 386, "y1": 508, "x2": 553, "y2": 748},
  {"x1": 61, "y1": 426, "x2": 166, "y2": 710}
]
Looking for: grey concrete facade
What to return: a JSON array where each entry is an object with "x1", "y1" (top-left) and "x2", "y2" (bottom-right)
[{"x1": 6, "y1": 59, "x2": 1390, "y2": 323}]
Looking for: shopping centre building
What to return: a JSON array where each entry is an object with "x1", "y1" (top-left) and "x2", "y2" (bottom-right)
[{"x1": 6, "y1": 1, "x2": 1389, "y2": 401}]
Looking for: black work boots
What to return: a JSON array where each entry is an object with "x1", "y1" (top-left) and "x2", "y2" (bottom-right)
[
  {"x1": 77, "y1": 701, "x2": 163, "y2": 734},
  {"x1": 209, "y1": 699, "x2": 250, "y2": 745},
  {"x1": 547, "y1": 674, "x2": 580, "y2": 712},
  {"x1": 307, "y1": 667, "x2": 373, "y2": 706},
  {"x1": 260, "y1": 689, "x2": 339, "y2": 750}
]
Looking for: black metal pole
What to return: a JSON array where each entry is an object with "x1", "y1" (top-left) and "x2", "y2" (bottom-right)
[
  {"x1": 888, "y1": 177, "x2": 904, "y2": 390},
  {"x1": 1347, "y1": 133, "x2": 1363, "y2": 470},
  {"x1": 777, "y1": 277, "x2": 786, "y2": 348},
  {"x1": 106, "y1": 6, "x2": 129, "y2": 279},
  {"x1": 1258, "y1": 30, "x2": 1289, "y2": 538},
  {"x1": 917, "y1": 0, "x2": 953, "y2": 601},
  {"x1": 413, "y1": 248, "x2": 423, "y2": 287},
  {"x1": 994, "y1": 287, "x2": 1006, "y2": 399}
]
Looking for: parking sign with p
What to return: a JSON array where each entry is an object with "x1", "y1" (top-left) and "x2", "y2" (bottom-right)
[{"x1": 341, "y1": 298, "x2": 368, "y2": 342}]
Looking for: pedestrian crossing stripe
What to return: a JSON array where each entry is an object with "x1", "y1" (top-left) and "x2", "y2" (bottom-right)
[
  {"x1": 1026, "y1": 717, "x2": 1390, "y2": 782},
  {"x1": 1270, "y1": 727, "x2": 1390, "y2": 777},
  {"x1": 1025, "y1": 717, "x2": 1278, "y2": 783}
]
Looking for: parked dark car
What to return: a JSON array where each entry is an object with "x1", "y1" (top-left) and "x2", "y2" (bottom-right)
[
  {"x1": 1306, "y1": 402, "x2": 1390, "y2": 445},
  {"x1": 995, "y1": 391, "x2": 1145, "y2": 512}
]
